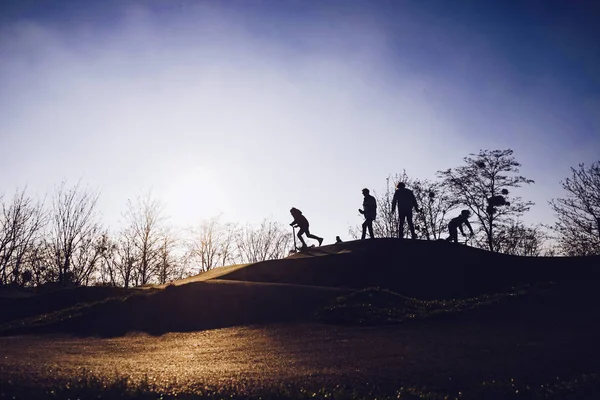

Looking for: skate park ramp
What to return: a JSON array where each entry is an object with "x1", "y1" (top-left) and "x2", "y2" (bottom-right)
[{"x1": 209, "y1": 238, "x2": 600, "y2": 299}]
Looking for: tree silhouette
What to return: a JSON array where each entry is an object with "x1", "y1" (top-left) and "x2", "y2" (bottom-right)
[
  {"x1": 0, "y1": 188, "x2": 47, "y2": 285},
  {"x1": 438, "y1": 149, "x2": 534, "y2": 252},
  {"x1": 493, "y1": 222, "x2": 547, "y2": 256},
  {"x1": 550, "y1": 161, "x2": 600, "y2": 256},
  {"x1": 185, "y1": 217, "x2": 239, "y2": 273},
  {"x1": 123, "y1": 192, "x2": 168, "y2": 286},
  {"x1": 48, "y1": 181, "x2": 101, "y2": 285},
  {"x1": 236, "y1": 219, "x2": 292, "y2": 263}
]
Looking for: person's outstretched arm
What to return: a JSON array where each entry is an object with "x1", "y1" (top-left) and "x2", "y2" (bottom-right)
[{"x1": 465, "y1": 220, "x2": 474, "y2": 235}]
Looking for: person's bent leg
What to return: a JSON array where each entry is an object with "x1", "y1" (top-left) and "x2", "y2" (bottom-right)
[
  {"x1": 447, "y1": 225, "x2": 458, "y2": 242},
  {"x1": 297, "y1": 229, "x2": 308, "y2": 247},
  {"x1": 362, "y1": 220, "x2": 368, "y2": 240},
  {"x1": 306, "y1": 231, "x2": 323, "y2": 246}
]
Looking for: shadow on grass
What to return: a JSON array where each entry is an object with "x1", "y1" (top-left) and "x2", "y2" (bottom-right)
[
  {"x1": 0, "y1": 280, "x2": 348, "y2": 337},
  {"x1": 0, "y1": 285, "x2": 141, "y2": 325}
]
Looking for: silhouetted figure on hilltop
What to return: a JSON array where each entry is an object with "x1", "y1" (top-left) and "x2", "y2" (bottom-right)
[
  {"x1": 391, "y1": 182, "x2": 420, "y2": 239},
  {"x1": 446, "y1": 210, "x2": 474, "y2": 243},
  {"x1": 336, "y1": 236, "x2": 343, "y2": 243},
  {"x1": 359, "y1": 188, "x2": 377, "y2": 239},
  {"x1": 290, "y1": 207, "x2": 323, "y2": 249}
]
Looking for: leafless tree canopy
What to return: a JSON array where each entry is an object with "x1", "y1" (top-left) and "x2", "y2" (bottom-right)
[
  {"x1": 108, "y1": 229, "x2": 139, "y2": 288},
  {"x1": 411, "y1": 179, "x2": 457, "y2": 240},
  {"x1": 185, "y1": 217, "x2": 239, "y2": 273},
  {"x1": 48, "y1": 181, "x2": 101, "y2": 285},
  {"x1": 236, "y1": 219, "x2": 292, "y2": 263},
  {"x1": 550, "y1": 161, "x2": 600, "y2": 256},
  {"x1": 0, "y1": 188, "x2": 47, "y2": 285},
  {"x1": 122, "y1": 192, "x2": 171, "y2": 286},
  {"x1": 156, "y1": 230, "x2": 180, "y2": 284},
  {"x1": 438, "y1": 149, "x2": 534, "y2": 252},
  {"x1": 493, "y1": 222, "x2": 547, "y2": 256}
]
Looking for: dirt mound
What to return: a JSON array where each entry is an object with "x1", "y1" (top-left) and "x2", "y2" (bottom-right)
[
  {"x1": 4, "y1": 239, "x2": 599, "y2": 337},
  {"x1": 214, "y1": 238, "x2": 600, "y2": 299}
]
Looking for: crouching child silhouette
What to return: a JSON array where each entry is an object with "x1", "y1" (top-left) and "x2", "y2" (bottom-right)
[
  {"x1": 290, "y1": 207, "x2": 323, "y2": 249},
  {"x1": 446, "y1": 210, "x2": 474, "y2": 243}
]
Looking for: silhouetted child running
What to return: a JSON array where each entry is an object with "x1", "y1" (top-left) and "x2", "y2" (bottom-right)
[
  {"x1": 359, "y1": 188, "x2": 377, "y2": 239},
  {"x1": 289, "y1": 207, "x2": 323, "y2": 249},
  {"x1": 446, "y1": 210, "x2": 474, "y2": 243}
]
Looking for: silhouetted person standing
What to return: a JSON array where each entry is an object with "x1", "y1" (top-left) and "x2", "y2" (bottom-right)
[
  {"x1": 391, "y1": 182, "x2": 420, "y2": 239},
  {"x1": 359, "y1": 188, "x2": 376, "y2": 239},
  {"x1": 446, "y1": 210, "x2": 474, "y2": 243},
  {"x1": 290, "y1": 207, "x2": 323, "y2": 249}
]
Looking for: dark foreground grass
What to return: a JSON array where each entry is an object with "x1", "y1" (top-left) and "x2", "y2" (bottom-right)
[
  {"x1": 2, "y1": 370, "x2": 600, "y2": 399},
  {"x1": 315, "y1": 285, "x2": 533, "y2": 325}
]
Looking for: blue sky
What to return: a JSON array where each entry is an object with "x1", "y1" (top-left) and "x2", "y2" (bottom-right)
[{"x1": 0, "y1": 0, "x2": 599, "y2": 242}]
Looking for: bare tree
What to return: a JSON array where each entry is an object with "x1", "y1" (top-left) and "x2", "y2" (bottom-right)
[
  {"x1": 185, "y1": 217, "x2": 239, "y2": 273},
  {"x1": 0, "y1": 188, "x2": 47, "y2": 285},
  {"x1": 549, "y1": 161, "x2": 600, "y2": 256},
  {"x1": 438, "y1": 149, "x2": 534, "y2": 252},
  {"x1": 412, "y1": 179, "x2": 457, "y2": 240},
  {"x1": 93, "y1": 233, "x2": 119, "y2": 286},
  {"x1": 494, "y1": 222, "x2": 548, "y2": 256},
  {"x1": 123, "y1": 192, "x2": 167, "y2": 285},
  {"x1": 70, "y1": 231, "x2": 106, "y2": 285},
  {"x1": 236, "y1": 219, "x2": 292, "y2": 263},
  {"x1": 372, "y1": 175, "x2": 399, "y2": 238},
  {"x1": 22, "y1": 240, "x2": 52, "y2": 286},
  {"x1": 48, "y1": 181, "x2": 101, "y2": 285},
  {"x1": 156, "y1": 229, "x2": 180, "y2": 284},
  {"x1": 113, "y1": 228, "x2": 138, "y2": 288}
]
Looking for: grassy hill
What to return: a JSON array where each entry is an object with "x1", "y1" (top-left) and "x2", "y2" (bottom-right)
[
  {"x1": 1, "y1": 238, "x2": 598, "y2": 337},
  {"x1": 214, "y1": 238, "x2": 600, "y2": 297}
]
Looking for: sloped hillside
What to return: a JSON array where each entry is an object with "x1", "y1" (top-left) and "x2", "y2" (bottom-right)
[
  {"x1": 213, "y1": 238, "x2": 600, "y2": 298},
  {"x1": 2, "y1": 238, "x2": 598, "y2": 336}
]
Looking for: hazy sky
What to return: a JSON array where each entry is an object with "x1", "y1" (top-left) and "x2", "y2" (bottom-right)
[{"x1": 1, "y1": 0, "x2": 599, "y2": 242}]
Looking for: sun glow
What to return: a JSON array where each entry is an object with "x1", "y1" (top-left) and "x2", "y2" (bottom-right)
[{"x1": 158, "y1": 164, "x2": 231, "y2": 225}]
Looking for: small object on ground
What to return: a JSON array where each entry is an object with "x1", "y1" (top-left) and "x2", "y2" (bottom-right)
[{"x1": 299, "y1": 244, "x2": 316, "y2": 252}]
